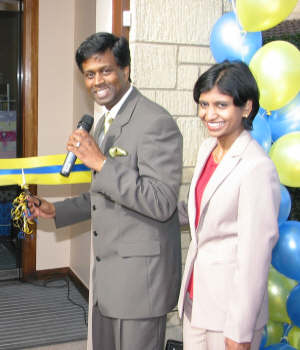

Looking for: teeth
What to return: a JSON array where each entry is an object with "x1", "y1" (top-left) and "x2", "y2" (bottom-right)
[
  {"x1": 96, "y1": 89, "x2": 109, "y2": 98},
  {"x1": 207, "y1": 122, "x2": 224, "y2": 128}
]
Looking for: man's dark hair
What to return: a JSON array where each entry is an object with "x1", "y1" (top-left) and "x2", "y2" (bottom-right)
[
  {"x1": 75, "y1": 32, "x2": 131, "y2": 72},
  {"x1": 193, "y1": 60, "x2": 260, "y2": 130}
]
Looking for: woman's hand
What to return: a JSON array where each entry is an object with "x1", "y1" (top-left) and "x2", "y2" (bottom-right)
[
  {"x1": 27, "y1": 196, "x2": 56, "y2": 219},
  {"x1": 225, "y1": 337, "x2": 251, "y2": 350}
]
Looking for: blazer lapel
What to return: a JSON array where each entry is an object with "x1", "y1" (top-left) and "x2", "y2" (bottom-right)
[
  {"x1": 188, "y1": 137, "x2": 217, "y2": 242},
  {"x1": 101, "y1": 87, "x2": 140, "y2": 154},
  {"x1": 199, "y1": 131, "x2": 252, "y2": 228}
]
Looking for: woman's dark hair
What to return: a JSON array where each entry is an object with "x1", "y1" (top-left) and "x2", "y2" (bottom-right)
[
  {"x1": 75, "y1": 32, "x2": 131, "y2": 74},
  {"x1": 193, "y1": 61, "x2": 259, "y2": 130}
]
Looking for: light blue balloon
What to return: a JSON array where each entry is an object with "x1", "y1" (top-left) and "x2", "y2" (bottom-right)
[
  {"x1": 272, "y1": 221, "x2": 300, "y2": 282},
  {"x1": 278, "y1": 185, "x2": 291, "y2": 225},
  {"x1": 269, "y1": 93, "x2": 300, "y2": 142},
  {"x1": 251, "y1": 109, "x2": 272, "y2": 152},
  {"x1": 210, "y1": 11, "x2": 262, "y2": 64},
  {"x1": 264, "y1": 344, "x2": 297, "y2": 350},
  {"x1": 287, "y1": 284, "x2": 300, "y2": 327}
]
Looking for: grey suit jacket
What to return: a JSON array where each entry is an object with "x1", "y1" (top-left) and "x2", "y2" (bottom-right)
[{"x1": 55, "y1": 87, "x2": 183, "y2": 319}]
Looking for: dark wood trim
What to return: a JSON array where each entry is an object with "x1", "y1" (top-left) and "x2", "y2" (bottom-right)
[
  {"x1": 34, "y1": 267, "x2": 89, "y2": 301},
  {"x1": 21, "y1": 0, "x2": 39, "y2": 279},
  {"x1": 112, "y1": 0, "x2": 130, "y2": 39}
]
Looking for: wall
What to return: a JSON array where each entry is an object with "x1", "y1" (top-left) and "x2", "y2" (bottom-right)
[
  {"x1": 37, "y1": 0, "x2": 95, "y2": 286},
  {"x1": 129, "y1": 0, "x2": 230, "y2": 340}
]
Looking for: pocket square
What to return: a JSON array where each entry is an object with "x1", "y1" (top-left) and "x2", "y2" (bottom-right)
[{"x1": 109, "y1": 146, "x2": 128, "y2": 158}]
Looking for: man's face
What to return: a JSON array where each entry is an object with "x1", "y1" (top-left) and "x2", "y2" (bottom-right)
[{"x1": 82, "y1": 50, "x2": 130, "y2": 110}]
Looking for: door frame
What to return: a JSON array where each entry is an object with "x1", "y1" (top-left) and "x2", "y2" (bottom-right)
[{"x1": 21, "y1": 0, "x2": 38, "y2": 279}]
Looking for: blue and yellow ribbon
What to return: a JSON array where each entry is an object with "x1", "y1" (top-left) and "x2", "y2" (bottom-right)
[{"x1": 0, "y1": 154, "x2": 91, "y2": 185}]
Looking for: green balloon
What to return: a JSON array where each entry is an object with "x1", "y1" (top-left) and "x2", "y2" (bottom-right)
[
  {"x1": 269, "y1": 132, "x2": 300, "y2": 188},
  {"x1": 288, "y1": 326, "x2": 300, "y2": 349},
  {"x1": 266, "y1": 320, "x2": 284, "y2": 346},
  {"x1": 268, "y1": 266, "x2": 297, "y2": 323}
]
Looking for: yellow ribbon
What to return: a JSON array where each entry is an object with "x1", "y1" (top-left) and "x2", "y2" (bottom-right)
[{"x1": 0, "y1": 154, "x2": 91, "y2": 185}]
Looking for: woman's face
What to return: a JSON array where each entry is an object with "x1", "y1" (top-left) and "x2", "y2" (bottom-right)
[{"x1": 198, "y1": 86, "x2": 251, "y2": 146}]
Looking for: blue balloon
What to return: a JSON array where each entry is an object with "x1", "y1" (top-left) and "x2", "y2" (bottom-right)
[
  {"x1": 278, "y1": 185, "x2": 291, "y2": 225},
  {"x1": 265, "y1": 344, "x2": 296, "y2": 350},
  {"x1": 260, "y1": 326, "x2": 268, "y2": 349},
  {"x1": 210, "y1": 12, "x2": 262, "y2": 64},
  {"x1": 272, "y1": 221, "x2": 300, "y2": 281},
  {"x1": 251, "y1": 109, "x2": 272, "y2": 152},
  {"x1": 269, "y1": 93, "x2": 300, "y2": 142},
  {"x1": 287, "y1": 284, "x2": 300, "y2": 327}
]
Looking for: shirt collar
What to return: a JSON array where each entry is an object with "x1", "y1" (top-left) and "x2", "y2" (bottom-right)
[{"x1": 103, "y1": 85, "x2": 133, "y2": 120}]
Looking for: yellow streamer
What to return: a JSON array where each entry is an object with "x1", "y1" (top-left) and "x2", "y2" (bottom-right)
[{"x1": 11, "y1": 188, "x2": 35, "y2": 236}]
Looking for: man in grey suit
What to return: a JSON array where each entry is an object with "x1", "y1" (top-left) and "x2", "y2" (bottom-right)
[{"x1": 28, "y1": 32, "x2": 183, "y2": 350}]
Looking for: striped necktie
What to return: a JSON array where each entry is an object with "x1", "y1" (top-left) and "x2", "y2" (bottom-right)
[{"x1": 104, "y1": 111, "x2": 113, "y2": 134}]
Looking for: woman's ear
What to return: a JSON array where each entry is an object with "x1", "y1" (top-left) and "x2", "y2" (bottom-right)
[{"x1": 243, "y1": 100, "x2": 253, "y2": 118}]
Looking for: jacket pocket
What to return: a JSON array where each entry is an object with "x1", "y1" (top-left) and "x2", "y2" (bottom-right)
[{"x1": 118, "y1": 241, "x2": 160, "y2": 257}]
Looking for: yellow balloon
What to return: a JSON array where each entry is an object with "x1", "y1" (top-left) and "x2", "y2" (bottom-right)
[
  {"x1": 288, "y1": 326, "x2": 300, "y2": 349},
  {"x1": 236, "y1": 0, "x2": 298, "y2": 31},
  {"x1": 250, "y1": 41, "x2": 300, "y2": 111},
  {"x1": 269, "y1": 132, "x2": 300, "y2": 188},
  {"x1": 266, "y1": 320, "x2": 284, "y2": 346},
  {"x1": 268, "y1": 266, "x2": 297, "y2": 323}
]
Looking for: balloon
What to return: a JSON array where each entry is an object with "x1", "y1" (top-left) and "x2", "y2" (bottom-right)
[
  {"x1": 264, "y1": 344, "x2": 297, "y2": 350},
  {"x1": 288, "y1": 326, "x2": 300, "y2": 349},
  {"x1": 236, "y1": 0, "x2": 298, "y2": 31},
  {"x1": 249, "y1": 41, "x2": 300, "y2": 111},
  {"x1": 251, "y1": 110, "x2": 272, "y2": 152},
  {"x1": 210, "y1": 12, "x2": 262, "y2": 64},
  {"x1": 287, "y1": 285, "x2": 300, "y2": 327},
  {"x1": 260, "y1": 326, "x2": 268, "y2": 349},
  {"x1": 269, "y1": 132, "x2": 300, "y2": 188},
  {"x1": 278, "y1": 185, "x2": 291, "y2": 225},
  {"x1": 268, "y1": 266, "x2": 297, "y2": 323},
  {"x1": 269, "y1": 93, "x2": 300, "y2": 142},
  {"x1": 272, "y1": 221, "x2": 300, "y2": 281},
  {"x1": 265, "y1": 321, "x2": 284, "y2": 347}
]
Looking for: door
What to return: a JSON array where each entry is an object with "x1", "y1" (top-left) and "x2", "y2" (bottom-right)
[
  {"x1": 0, "y1": 0, "x2": 22, "y2": 280},
  {"x1": 0, "y1": 0, "x2": 38, "y2": 280}
]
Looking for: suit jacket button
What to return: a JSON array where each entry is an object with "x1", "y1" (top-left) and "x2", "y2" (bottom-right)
[
  {"x1": 93, "y1": 230, "x2": 98, "y2": 237},
  {"x1": 93, "y1": 205, "x2": 96, "y2": 211},
  {"x1": 96, "y1": 256, "x2": 101, "y2": 262}
]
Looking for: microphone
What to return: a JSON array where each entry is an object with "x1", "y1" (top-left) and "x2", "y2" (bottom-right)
[{"x1": 60, "y1": 114, "x2": 94, "y2": 177}]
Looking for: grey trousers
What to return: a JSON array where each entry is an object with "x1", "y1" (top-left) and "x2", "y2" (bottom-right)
[{"x1": 92, "y1": 304, "x2": 166, "y2": 350}]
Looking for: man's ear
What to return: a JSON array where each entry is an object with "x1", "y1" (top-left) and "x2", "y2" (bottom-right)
[{"x1": 123, "y1": 65, "x2": 130, "y2": 82}]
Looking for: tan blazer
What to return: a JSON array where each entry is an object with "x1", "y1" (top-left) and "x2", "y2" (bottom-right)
[{"x1": 178, "y1": 130, "x2": 280, "y2": 343}]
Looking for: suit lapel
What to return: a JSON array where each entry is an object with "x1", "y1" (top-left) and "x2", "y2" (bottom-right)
[
  {"x1": 101, "y1": 87, "x2": 140, "y2": 154},
  {"x1": 188, "y1": 138, "x2": 217, "y2": 241}
]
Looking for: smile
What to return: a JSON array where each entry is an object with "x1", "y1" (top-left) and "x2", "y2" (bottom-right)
[
  {"x1": 207, "y1": 121, "x2": 225, "y2": 129},
  {"x1": 95, "y1": 88, "x2": 110, "y2": 98}
]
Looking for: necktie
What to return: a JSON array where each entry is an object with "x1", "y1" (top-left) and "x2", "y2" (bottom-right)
[{"x1": 104, "y1": 111, "x2": 113, "y2": 134}]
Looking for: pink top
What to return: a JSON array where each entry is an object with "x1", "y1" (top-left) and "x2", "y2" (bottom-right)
[{"x1": 187, "y1": 152, "x2": 218, "y2": 299}]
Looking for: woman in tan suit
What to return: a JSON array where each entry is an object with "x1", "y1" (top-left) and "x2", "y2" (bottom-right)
[{"x1": 178, "y1": 61, "x2": 280, "y2": 350}]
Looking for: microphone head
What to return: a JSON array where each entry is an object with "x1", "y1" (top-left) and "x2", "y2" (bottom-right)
[{"x1": 77, "y1": 114, "x2": 94, "y2": 132}]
